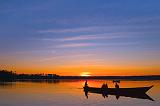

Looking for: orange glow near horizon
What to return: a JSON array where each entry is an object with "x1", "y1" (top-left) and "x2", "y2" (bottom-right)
[
  {"x1": 80, "y1": 72, "x2": 91, "y2": 76},
  {"x1": 6, "y1": 65, "x2": 160, "y2": 76}
]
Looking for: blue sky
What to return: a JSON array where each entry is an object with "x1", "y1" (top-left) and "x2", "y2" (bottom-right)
[{"x1": 0, "y1": 0, "x2": 160, "y2": 75}]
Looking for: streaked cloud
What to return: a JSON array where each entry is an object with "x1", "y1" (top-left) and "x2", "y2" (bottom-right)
[
  {"x1": 39, "y1": 32, "x2": 138, "y2": 42},
  {"x1": 38, "y1": 26, "x2": 100, "y2": 33},
  {"x1": 55, "y1": 43, "x2": 96, "y2": 48},
  {"x1": 40, "y1": 53, "x2": 97, "y2": 61},
  {"x1": 55, "y1": 42, "x2": 138, "y2": 48},
  {"x1": 38, "y1": 22, "x2": 160, "y2": 34},
  {"x1": 57, "y1": 33, "x2": 130, "y2": 41}
]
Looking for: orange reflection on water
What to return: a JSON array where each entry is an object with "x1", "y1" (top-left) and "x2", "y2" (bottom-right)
[{"x1": 0, "y1": 79, "x2": 159, "y2": 104}]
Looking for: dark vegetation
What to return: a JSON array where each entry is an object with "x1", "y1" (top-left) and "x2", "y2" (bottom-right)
[
  {"x1": 0, "y1": 70, "x2": 59, "y2": 81},
  {"x1": 0, "y1": 70, "x2": 16, "y2": 81}
]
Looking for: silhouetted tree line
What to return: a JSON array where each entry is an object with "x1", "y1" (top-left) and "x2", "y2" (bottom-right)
[
  {"x1": 17, "y1": 73, "x2": 59, "y2": 79},
  {"x1": 0, "y1": 70, "x2": 59, "y2": 81},
  {"x1": 0, "y1": 70, "x2": 16, "y2": 81}
]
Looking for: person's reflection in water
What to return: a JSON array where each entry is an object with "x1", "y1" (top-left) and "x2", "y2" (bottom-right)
[
  {"x1": 116, "y1": 95, "x2": 120, "y2": 100},
  {"x1": 101, "y1": 83, "x2": 108, "y2": 98},
  {"x1": 85, "y1": 90, "x2": 88, "y2": 99},
  {"x1": 115, "y1": 82, "x2": 120, "y2": 100}
]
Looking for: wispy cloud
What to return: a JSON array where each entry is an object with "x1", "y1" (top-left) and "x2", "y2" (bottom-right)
[
  {"x1": 37, "y1": 25, "x2": 133, "y2": 34},
  {"x1": 57, "y1": 33, "x2": 129, "y2": 41},
  {"x1": 55, "y1": 42, "x2": 138, "y2": 48},
  {"x1": 37, "y1": 22, "x2": 160, "y2": 34},
  {"x1": 40, "y1": 53, "x2": 96, "y2": 61},
  {"x1": 39, "y1": 41, "x2": 140, "y2": 62},
  {"x1": 59, "y1": 35, "x2": 102, "y2": 41},
  {"x1": 56, "y1": 43, "x2": 96, "y2": 48},
  {"x1": 39, "y1": 32, "x2": 134, "y2": 42},
  {"x1": 38, "y1": 26, "x2": 100, "y2": 33}
]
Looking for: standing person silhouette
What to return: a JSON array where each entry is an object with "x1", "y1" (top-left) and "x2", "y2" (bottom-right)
[{"x1": 84, "y1": 81, "x2": 88, "y2": 87}]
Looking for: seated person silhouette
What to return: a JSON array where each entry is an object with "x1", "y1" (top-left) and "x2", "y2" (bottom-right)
[{"x1": 115, "y1": 83, "x2": 119, "y2": 89}]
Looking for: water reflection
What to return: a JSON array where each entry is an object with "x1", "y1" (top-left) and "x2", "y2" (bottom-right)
[
  {"x1": 0, "y1": 80, "x2": 59, "y2": 88},
  {"x1": 83, "y1": 81, "x2": 154, "y2": 101},
  {"x1": 0, "y1": 82, "x2": 15, "y2": 88},
  {"x1": 0, "y1": 80, "x2": 159, "y2": 106}
]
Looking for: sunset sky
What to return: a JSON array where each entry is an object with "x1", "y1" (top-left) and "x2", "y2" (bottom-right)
[{"x1": 0, "y1": 0, "x2": 160, "y2": 76}]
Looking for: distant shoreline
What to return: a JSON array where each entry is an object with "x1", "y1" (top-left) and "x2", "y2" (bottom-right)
[
  {"x1": 0, "y1": 70, "x2": 160, "y2": 81},
  {"x1": 58, "y1": 75, "x2": 160, "y2": 80},
  {"x1": 13, "y1": 75, "x2": 160, "y2": 81}
]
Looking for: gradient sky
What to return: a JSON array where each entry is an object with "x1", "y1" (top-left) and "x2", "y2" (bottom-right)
[{"x1": 0, "y1": 0, "x2": 160, "y2": 76}]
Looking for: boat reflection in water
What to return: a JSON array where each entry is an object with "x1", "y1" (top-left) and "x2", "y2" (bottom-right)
[{"x1": 83, "y1": 81, "x2": 154, "y2": 101}]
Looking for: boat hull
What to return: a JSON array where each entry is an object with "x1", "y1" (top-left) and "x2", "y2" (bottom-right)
[
  {"x1": 83, "y1": 86, "x2": 154, "y2": 101},
  {"x1": 84, "y1": 86, "x2": 153, "y2": 94}
]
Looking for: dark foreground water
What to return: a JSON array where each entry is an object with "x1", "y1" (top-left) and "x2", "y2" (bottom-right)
[{"x1": 0, "y1": 80, "x2": 159, "y2": 106}]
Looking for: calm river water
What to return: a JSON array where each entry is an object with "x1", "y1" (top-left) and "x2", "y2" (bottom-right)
[{"x1": 0, "y1": 80, "x2": 159, "y2": 106}]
